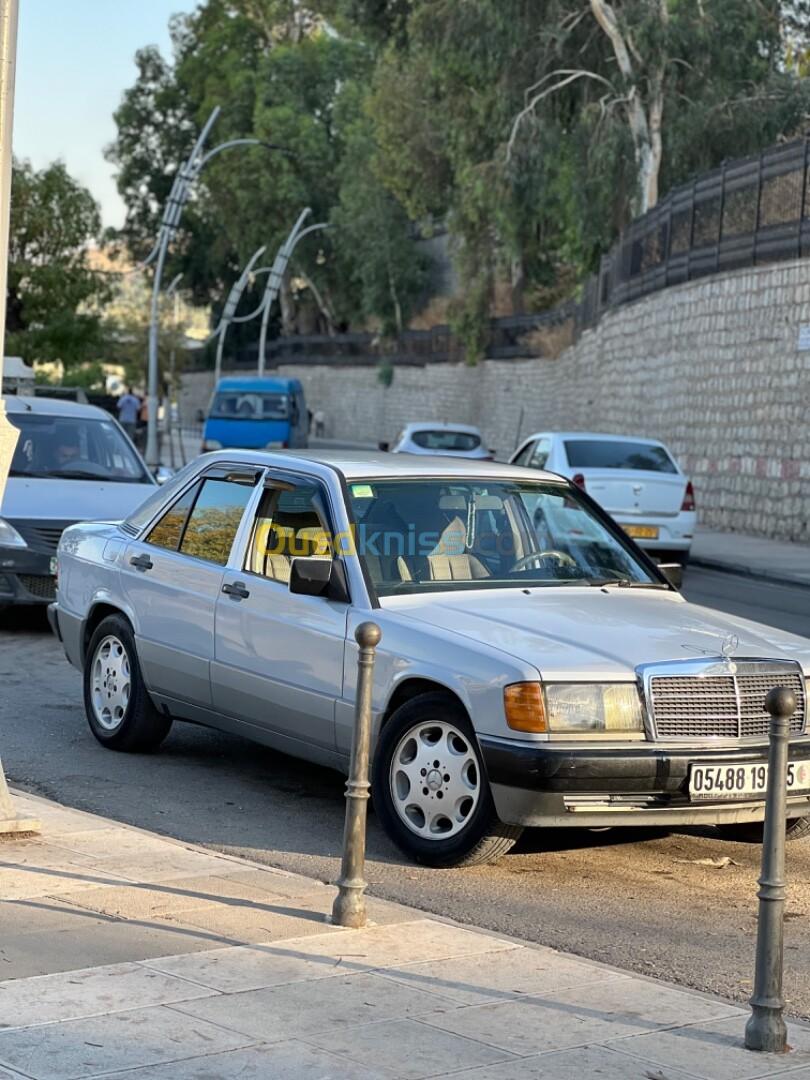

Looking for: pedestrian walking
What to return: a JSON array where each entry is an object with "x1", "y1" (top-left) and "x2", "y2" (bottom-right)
[
  {"x1": 116, "y1": 387, "x2": 140, "y2": 444},
  {"x1": 314, "y1": 409, "x2": 326, "y2": 437}
]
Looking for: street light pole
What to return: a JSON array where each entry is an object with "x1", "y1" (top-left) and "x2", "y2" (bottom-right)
[
  {"x1": 143, "y1": 110, "x2": 284, "y2": 468},
  {"x1": 0, "y1": 0, "x2": 19, "y2": 504},
  {"x1": 256, "y1": 213, "x2": 331, "y2": 375}
]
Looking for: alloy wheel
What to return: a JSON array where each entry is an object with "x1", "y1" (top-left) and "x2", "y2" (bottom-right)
[
  {"x1": 90, "y1": 635, "x2": 131, "y2": 731},
  {"x1": 389, "y1": 720, "x2": 481, "y2": 839}
]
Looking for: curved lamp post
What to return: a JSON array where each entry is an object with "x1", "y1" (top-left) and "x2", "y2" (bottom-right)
[
  {"x1": 256, "y1": 212, "x2": 332, "y2": 376},
  {"x1": 143, "y1": 106, "x2": 291, "y2": 467}
]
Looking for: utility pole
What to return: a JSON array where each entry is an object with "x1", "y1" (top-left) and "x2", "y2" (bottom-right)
[
  {"x1": 0, "y1": 0, "x2": 19, "y2": 505},
  {"x1": 0, "y1": 0, "x2": 40, "y2": 835}
]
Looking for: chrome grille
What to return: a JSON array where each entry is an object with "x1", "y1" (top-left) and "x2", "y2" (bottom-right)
[{"x1": 648, "y1": 662, "x2": 806, "y2": 740}]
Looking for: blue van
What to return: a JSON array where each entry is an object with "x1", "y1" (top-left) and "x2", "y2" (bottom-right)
[{"x1": 201, "y1": 377, "x2": 309, "y2": 451}]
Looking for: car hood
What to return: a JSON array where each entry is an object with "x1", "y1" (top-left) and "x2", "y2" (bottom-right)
[
  {"x1": 384, "y1": 588, "x2": 810, "y2": 679},
  {"x1": 1, "y1": 477, "x2": 155, "y2": 523}
]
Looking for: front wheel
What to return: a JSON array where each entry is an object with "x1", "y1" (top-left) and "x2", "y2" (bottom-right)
[
  {"x1": 372, "y1": 692, "x2": 522, "y2": 867},
  {"x1": 716, "y1": 817, "x2": 810, "y2": 844},
  {"x1": 83, "y1": 614, "x2": 172, "y2": 753}
]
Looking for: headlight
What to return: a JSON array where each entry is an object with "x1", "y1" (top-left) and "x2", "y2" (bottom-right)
[
  {"x1": 0, "y1": 518, "x2": 27, "y2": 549},
  {"x1": 202, "y1": 440, "x2": 223, "y2": 451},
  {"x1": 544, "y1": 683, "x2": 644, "y2": 733}
]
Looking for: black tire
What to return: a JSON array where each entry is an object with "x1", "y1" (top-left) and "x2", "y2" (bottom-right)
[
  {"x1": 716, "y1": 817, "x2": 810, "y2": 844},
  {"x1": 83, "y1": 614, "x2": 172, "y2": 753},
  {"x1": 372, "y1": 692, "x2": 523, "y2": 868}
]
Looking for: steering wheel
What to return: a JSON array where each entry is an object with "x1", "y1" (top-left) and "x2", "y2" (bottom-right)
[{"x1": 512, "y1": 550, "x2": 577, "y2": 572}]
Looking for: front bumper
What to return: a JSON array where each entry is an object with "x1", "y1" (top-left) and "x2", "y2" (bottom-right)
[
  {"x1": 0, "y1": 551, "x2": 57, "y2": 606},
  {"x1": 480, "y1": 736, "x2": 810, "y2": 828}
]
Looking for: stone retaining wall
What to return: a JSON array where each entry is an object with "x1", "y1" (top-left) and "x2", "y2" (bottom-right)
[{"x1": 181, "y1": 258, "x2": 810, "y2": 541}]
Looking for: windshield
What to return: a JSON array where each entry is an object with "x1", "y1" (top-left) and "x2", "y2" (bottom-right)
[
  {"x1": 411, "y1": 430, "x2": 481, "y2": 452},
  {"x1": 564, "y1": 439, "x2": 677, "y2": 473},
  {"x1": 9, "y1": 414, "x2": 151, "y2": 483},
  {"x1": 347, "y1": 478, "x2": 659, "y2": 596},
  {"x1": 210, "y1": 391, "x2": 290, "y2": 421}
]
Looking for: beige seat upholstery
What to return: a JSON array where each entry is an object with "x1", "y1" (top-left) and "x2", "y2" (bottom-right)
[{"x1": 425, "y1": 515, "x2": 491, "y2": 582}]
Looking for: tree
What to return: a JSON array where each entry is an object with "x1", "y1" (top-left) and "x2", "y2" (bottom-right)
[
  {"x1": 7, "y1": 160, "x2": 108, "y2": 368},
  {"x1": 107, "y1": 0, "x2": 427, "y2": 340},
  {"x1": 368, "y1": 0, "x2": 810, "y2": 357}
]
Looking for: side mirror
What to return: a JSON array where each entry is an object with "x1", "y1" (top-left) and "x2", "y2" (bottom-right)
[
  {"x1": 289, "y1": 557, "x2": 350, "y2": 603},
  {"x1": 195, "y1": 408, "x2": 205, "y2": 424},
  {"x1": 658, "y1": 562, "x2": 683, "y2": 590},
  {"x1": 378, "y1": 441, "x2": 390, "y2": 453},
  {"x1": 154, "y1": 466, "x2": 175, "y2": 485}
]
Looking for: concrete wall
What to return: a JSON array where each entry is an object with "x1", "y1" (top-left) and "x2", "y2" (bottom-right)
[{"x1": 181, "y1": 258, "x2": 810, "y2": 542}]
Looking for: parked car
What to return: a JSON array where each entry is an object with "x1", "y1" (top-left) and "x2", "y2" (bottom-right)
[
  {"x1": 200, "y1": 377, "x2": 309, "y2": 452},
  {"x1": 49, "y1": 449, "x2": 810, "y2": 867},
  {"x1": 511, "y1": 432, "x2": 695, "y2": 563},
  {"x1": 386, "y1": 422, "x2": 493, "y2": 460},
  {"x1": 0, "y1": 396, "x2": 157, "y2": 610}
]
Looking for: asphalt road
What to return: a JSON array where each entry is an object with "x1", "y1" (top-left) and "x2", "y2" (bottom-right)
[{"x1": 2, "y1": 565, "x2": 810, "y2": 1017}]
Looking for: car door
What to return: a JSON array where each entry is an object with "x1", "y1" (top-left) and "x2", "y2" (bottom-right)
[
  {"x1": 212, "y1": 471, "x2": 349, "y2": 753},
  {"x1": 121, "y1": 467, "x2": 260, "y2": 707}
]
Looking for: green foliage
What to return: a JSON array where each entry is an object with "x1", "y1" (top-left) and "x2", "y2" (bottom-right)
[
  {"x1": 107, "y1": 0, "x2": 810, "y2": 363},
  {"x1": 107, "y1": 0, "x2": 427, "y2": 337},
  {"x1": 8, "y1": 160, "x2": 108, "y2": 368},
  {"x1": 367, "y1": 0, "x2": 810, "y2": 354}
]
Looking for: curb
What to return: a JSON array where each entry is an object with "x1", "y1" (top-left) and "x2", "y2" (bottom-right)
[{"x1": 689, "y1": 556, "x2": 810, "y2": 591}]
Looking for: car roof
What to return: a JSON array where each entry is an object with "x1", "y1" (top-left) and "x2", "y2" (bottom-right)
[
  {"x1": 1, "y1": 394, "x2": 111, "y2": 421},
  {"x1": 522, "y1": 430, "x2": 668, "y2": 447},
  {"x1": 199, "y1": 448, "x2": 561, "y2": 483},
  {"x1": 215, "y1": 377, "x2": 299, "y2": 392},
  {"x1": 403, "y1": 421, "x2": 482, "y2": 435}
]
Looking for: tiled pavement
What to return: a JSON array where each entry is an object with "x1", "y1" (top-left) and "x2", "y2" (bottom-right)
[{"x1": 0, "y1": 790, "x2": 808, "y2": 1079}]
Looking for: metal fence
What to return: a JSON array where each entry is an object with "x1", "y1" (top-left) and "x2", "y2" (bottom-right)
[
  {"x1": 189, "y1": 304, "x2": 576, "y2": 371},
  {"x1": 580, "y1": 136, "x2": 810, "y2": 330},
  {"x1": 187, "y1": 137, "x2": 810, "y2": 370}
]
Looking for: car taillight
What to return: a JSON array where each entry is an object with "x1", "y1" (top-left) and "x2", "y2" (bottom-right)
[
  {"x1": 681, "y1": 481, "x2": 696, "y2": 512},
  {"x1": 572, "y1": 473, "x2": 586, "y2": 490}
]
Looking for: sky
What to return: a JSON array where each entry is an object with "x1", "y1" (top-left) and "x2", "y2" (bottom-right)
[{"x1": 15, "y1": 0, "x2": 197, "y2": 230}]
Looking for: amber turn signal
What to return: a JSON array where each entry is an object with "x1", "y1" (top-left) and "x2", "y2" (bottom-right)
[{"x1": 503, "y1": 682, "x2": 547, "y2": 733}]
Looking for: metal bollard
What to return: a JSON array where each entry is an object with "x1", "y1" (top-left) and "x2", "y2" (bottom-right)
[
  {"x1": 332, "y1": 621, "x2": 382, "y2": 929},
  {"x1": 745, "y1": 686, "x2": 796, "y2": 1054}
]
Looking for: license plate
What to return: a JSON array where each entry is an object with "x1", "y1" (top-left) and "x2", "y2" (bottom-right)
[
  {"x1": 49, "y1": 557, "x2": 58, "y2": 576},
  {"x1": 690, "y1": 761, "x2": 810, "y2": 801},
  {"x1": 623, "y1": 525, "x2": 659, "y2": 540}
]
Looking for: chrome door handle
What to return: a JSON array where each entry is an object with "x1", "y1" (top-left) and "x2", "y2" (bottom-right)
[{"x1": 222, "y1": 581, "x2": 250, "y2": 600}]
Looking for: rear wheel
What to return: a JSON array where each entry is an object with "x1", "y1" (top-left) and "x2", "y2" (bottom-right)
[
  {"x1": 372, "y1": 692, "x2": 522, "y2": 867},
  {"x1": 83, "y1": 615, "x2": 172, "y2": 753},
  {"x1": 716, "y1": 817, "x2": 810, "y2": 844}
]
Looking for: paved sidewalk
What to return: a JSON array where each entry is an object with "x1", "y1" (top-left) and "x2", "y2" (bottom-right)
[
  {"x1": 691, "y1": 527, "x2": 810, "y2": 587},
  {"x1": 0, "y1": 791, "x2": 809, "y2": 1079}
]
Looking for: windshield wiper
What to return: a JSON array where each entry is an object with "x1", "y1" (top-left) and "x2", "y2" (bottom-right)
[{"x1": 586, "y1": 578, "x2": 670, "y2": 589}]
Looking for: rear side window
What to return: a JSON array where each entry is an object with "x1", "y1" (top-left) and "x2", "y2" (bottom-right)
[
  {"x1": 564, "y1": 440, "x2": 677, "y2": 473},
  {"x1": 412, "y1": 430, "x2": 481, "y2": 452},
  {"x1": 145, "y1": 484, "x2": 199, "y2": 551},
  {"x1": 180, "y1": 479, "x2": 256, "y2": 565},
  {"x1": 124, "y1": 461, "x2": 200, "y2": 534}
]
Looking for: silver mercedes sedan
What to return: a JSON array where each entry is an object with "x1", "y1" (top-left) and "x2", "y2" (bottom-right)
[{"x1": 49, "y1": 450, "x2": 810, "y2": 867}]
